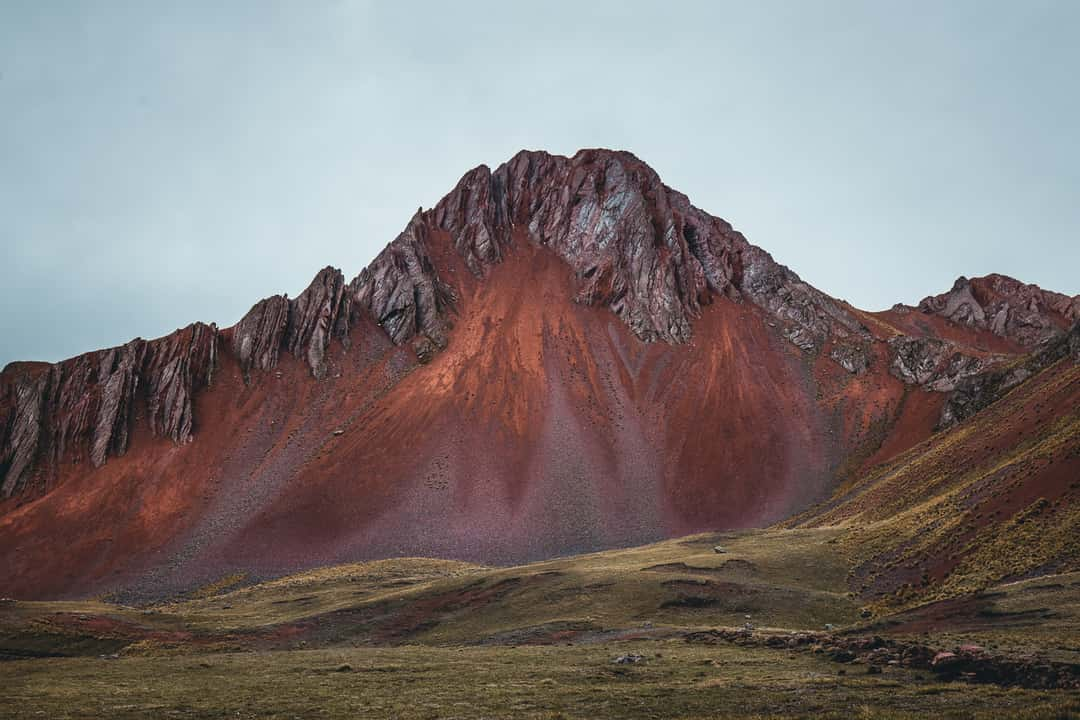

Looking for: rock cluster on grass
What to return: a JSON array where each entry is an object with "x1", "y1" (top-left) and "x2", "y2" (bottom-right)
[{"x1": 683, "y1": 629, "x2": 1080, "y2": 689}]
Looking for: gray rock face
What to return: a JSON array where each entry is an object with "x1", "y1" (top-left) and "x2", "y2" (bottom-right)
[
  {"x1": 231, "y1": 295, "x2": 289, "y2": 378},
  {"x1": 830, "y1": 341, "x2": 873, "y2": 374},
  {"x1": 90, "y1": 342, "x2": 142, "y2": 467},
  {"x1": 887, "y1": 335, "x2": 992, "y2": 392},
  {"x1": 430, "y1": 149, "x2": 868, "y2": 351},
  {"x1": 285, "y1": 267, "x2": 348, "y2": 379},
  {"x1": 231, "y1": 213, "x2": 458, "y2": 378},
  {"x1": 348, "y1": 212, "x2": 457, "y2": 362},
  {"x1": 919, "y1": 276, "x2": 987, "y2": 327},
  {"x1": 889, "y1": 336, "x2": 946, "y2": 386},
  {"x1": 0, "y1": 367, "x2": 46, "y2": 498},
  {"x1": 233, "y1": 268, "x2": 351, "y2": 380},
  {"x1": 939, "y1": 322, "x2": 1080, "y2": 428},
  {"x1": 144, "y1": 322, "x2": 218, "y2": 443},
  {"x1": 918, "y1": 275, "x2": 1080, "y2": 347},
  {"x1": 0, "y1": 323, "x2": 217, "y2": 497}
]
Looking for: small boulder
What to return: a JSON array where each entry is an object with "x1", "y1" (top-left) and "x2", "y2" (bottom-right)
[{"x1": 613, "y1": 654, "x2": 644, "y2": 665}]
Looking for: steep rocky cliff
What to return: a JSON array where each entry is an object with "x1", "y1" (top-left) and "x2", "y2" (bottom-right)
[{"x1": 0, "y1": 322, "x2": 218, "y2": 497}]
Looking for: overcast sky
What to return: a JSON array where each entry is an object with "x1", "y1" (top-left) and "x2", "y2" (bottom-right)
[{"x1": 2, "y1": 1, "x2": 1078, "y2": 368}]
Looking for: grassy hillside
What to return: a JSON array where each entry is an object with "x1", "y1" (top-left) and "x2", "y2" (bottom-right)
[
  {"x1": 3, "y1": 524, "x2": 1079, "y2": 718},
  {"x1": 789, "y1": 357, "x2": 1080, "y2": 612}
]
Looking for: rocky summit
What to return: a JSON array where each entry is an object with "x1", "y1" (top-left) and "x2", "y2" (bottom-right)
[{"x1": 1, "y1": 149, "x2": 1078, "y2": 602}]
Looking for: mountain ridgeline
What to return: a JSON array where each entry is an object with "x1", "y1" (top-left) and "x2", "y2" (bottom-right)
[{"x1": 1, "y1": 149, "x2": 1078, "y2": 600}]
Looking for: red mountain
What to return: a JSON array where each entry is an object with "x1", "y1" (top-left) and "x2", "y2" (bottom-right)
[{"x1": 2, "y1": 149, "x2": 1077, "y2": 600}]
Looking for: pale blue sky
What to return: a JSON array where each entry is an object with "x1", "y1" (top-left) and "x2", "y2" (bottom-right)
[{"x1": 2, "y1": 1, "x2": 1078, "y2": 367}]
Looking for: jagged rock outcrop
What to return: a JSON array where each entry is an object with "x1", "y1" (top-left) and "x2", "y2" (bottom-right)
[
  {"x1": 0, "y1": 364, "x2": 48, "y2": 498},
  {"x1": 229, "y1": 215, "x2": 458, "y2": 381},
  {"x1": 231, "y1": 295, "x2": 289, "y2": 378},
  {"x1": 233, "y1": 268, "x2": 351, "y2": 380},
  {"x1": 0, "y1": 323, "x2": 217, "y2": 497},
  {"x1": 144, "y1": 323, "x2": 218, "y2": 443},
  {"x1": 348, "y1": 212, "x2": 457, "y2": 362},
  {"x1": 939, "y1": 322, "x2": 1080, "y2": 428},
  {"x1": 430, "y1": 149, "x2": 868, "y2": 350},
  {"x1": 887, "y1": 336, "x2": 994, "y2": 392},
  {"x1": 432, "y1": 150, "x2": 709, "y2": 342},
  {"x1": 829, "y1": 341, "x2": 873, "y2": 374},
  {"x1": 882, "y1": 274, "x2": 1079, "y2": 396},
  {"x1": 285, "y1": 267, "x2": 349, "y2": 379},
  {"x1": 918, "y1": 275, "x2": 1080, "y2": 347},
  {"x1": 739, "y1": 244, "x2": 869, "y2": 352},
  {"x1": 90, "y1": 341, "x2": 142, "y2": 466}
]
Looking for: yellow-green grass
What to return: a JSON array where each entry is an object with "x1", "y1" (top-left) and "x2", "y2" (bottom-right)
[
  {"x1": 3, "y1": 527, "x2": 1079, "y2": 718},
  {"x1": 141, "y1": 528, "x2": 855, "y2": 641},
  {"x1": 788, "y1": 360, "x2": 1080, "y2": 615},
  {"x1": 1, "y1": 528, "x2": 858, "y2": 662},
  {"x1": 3, "y1": 641, "x2": 1078, "y2": 720}
]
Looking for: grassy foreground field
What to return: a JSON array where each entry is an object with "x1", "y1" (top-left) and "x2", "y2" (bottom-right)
[
  {"x1": 5, "y1": 642, "x2": 1079, "y2": 720},
  {"x1": 2, "y1": 528, "x2": 1079, "y2": 719}
]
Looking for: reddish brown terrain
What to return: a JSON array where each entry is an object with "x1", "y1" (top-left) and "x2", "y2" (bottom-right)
[{"x1": 2, "y1": 148, "x2": 1077, "y2": 601}]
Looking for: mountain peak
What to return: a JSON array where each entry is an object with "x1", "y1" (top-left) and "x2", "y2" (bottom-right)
[
  {"x1": 424, "y1": 147, "x2": 867, "y2": 350},
  {"x1": 918, "y1": 273, "x2": 1080, "y2": 347},
  {"x1": 3, "y1": 149, "x2": 1078, "y2": 512}
]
